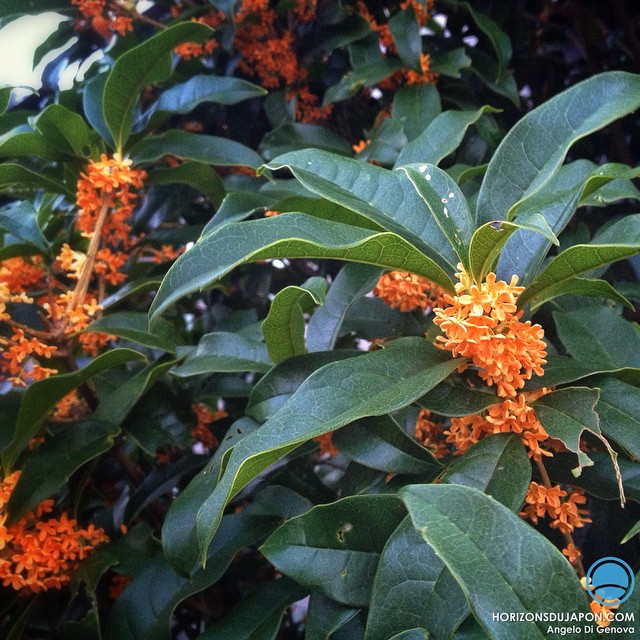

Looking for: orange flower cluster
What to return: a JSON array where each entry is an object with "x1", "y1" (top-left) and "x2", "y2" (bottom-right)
[
  {"x1": 234, "y1": 0, "x2": 302, "y2": 89},
  {"x1": 232, "y1": 0, "x2": 329, "y2": 122},
  {"x1": 446, "y1": 390, "x2": 552, "y2": 460},
  {"x1": 292, "y1": 87, "x2": 333, "y2": 124},
  {"x1": 1, "y1": 329, "x2": 57, "y2": 386},
  {"x1": 0, "y1": 258, "x2": 58, "y2": 386},
  {"x1": 520, "y1": 481, "x2": 591, "y2": 566},
  {"x1": 0, "y1": 471, "x2": 108, "y2": 593},
  {"x1": 51, "y1": 390, "x2": 90, "y2": 421},
  {"x1": 191, "y1": 402, "x2": 228, "y2": 449},
  {"x1": 415, "y1": 408, "x2": 448, "y2": 458},
  {"x1": 433, "y1": 265, "x2": 547, "y2": 397},
  {"x1": 71, "y1": 0, "x2": 133, "y2": 37},
  {"x1": 75, "y1": 153, "x2": 146, "y2": 263},
  {"x1": 520, "y1": 481, "x2": 591, "y2": 534},
  {"x1": 374, "y1": 271, "x2": 447, "y2": 312},
  {"x1": 0, "y1": 153, "x2": 152, "y2": 386}
]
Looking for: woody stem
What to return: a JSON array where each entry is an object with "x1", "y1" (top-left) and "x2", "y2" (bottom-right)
[
  {"x1": 67, "y1": 196, "x2": 111, "y2": 312},
  {"x1": 535, "y1": 458, "x2": 586, "y2": 578}
]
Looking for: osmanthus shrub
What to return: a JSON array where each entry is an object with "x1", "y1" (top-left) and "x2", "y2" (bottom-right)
[{"x1": 0, "y1": 0, "x2": 639, "y2": 638}]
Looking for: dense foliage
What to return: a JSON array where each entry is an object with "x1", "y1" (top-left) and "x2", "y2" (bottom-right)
[{"x1": 0, "y1": 0, "x2": 640, "y2": 638}]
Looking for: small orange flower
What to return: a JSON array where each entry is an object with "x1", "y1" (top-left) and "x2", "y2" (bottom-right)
[
  {"x1": 353, "y1": 139, "x2": 369, "y2": 154},
  {"x1": 314, "y1": 432, "x2": 337, "y2": 457}
]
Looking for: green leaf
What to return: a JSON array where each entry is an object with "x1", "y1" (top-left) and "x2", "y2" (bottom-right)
[
  {"x1": 396, "y1": 107, "x2": 498, "y2": 168},
  {"x1": 477, "y1": 72, "x2": 640, "y2": 222},
  {"x1": 247, "y1": 351, "x2": 361, "y2": 422},
  {"x1": 622, "y1": 520, "x2": 640, "y2": 544},
  {"x1": 417, "y1": 383, "x2": 498, "y2": 417},
  {"x1": 523, "y1": 354, "x2": 638, "y2": 392},
  {"x1": 171, "y1": 332, "x2": 272, "y2": 376},
  {"x1": 0, "y1": 201, "x2": 50, "y2": 254},
  {"x1": 195, "y1": 339, "x2": 462, "y2": 567},
  {"x1": 324, "y1": 59, "x2": 405, "y2": 104},
  {"x1": 357, "y1": 118, "x2": 407, "y2": 166},
  {"x1": 103, "y1": 22, "x2": 211, "y2": 150},
  {"x1": 32, "y1": 18, "x2": 74, "y2": 67},
  {"x1": 400, "y1": 484, "x2": 591, "y2": 639},
  {"x1": 199, "y1": 578, "x2": 307, "y2": 640},
  {"x1": 391, "y1": 84, "x2": 441, "y2": 142},
  {"x1": 341, "y1": 296, "x2": 432, "y2": 340},
  {"x1": 3, "y1": 348, "x2": 145, "y2": 470},
  {"x1": 533, "y1": 387, "x2": 601, "y2": 474},
  {"x1": 125, "y1": 454, "x2": 206, "y2": 522},
  {"x1": 262, "y1": 149, "x2": 459, "y2": 268},
  {"x1": 441, "y1": 434, "x2": 531, "y2": 510},
  {"x1": 388, "y1": 5, "x2": 421, "y2": 70},
  {"x1": 131, "y1": 130, "x2": 263, "y2": 168},
  {"x1": 365, "y1": 516, "x2": 468, "y2": 640},
  {"x1": 95, "y1": 358, "x2": 179, "y2": 426},
  {"x1": 146, "y1": 161, "x2": 225, "y2": 207},
  {"x1": 0, "y1": 162, "x2": 72, "y2": 198},
  {"x1": 7, "y1": 420, "x2": 119, "y2": 521},
  {"x1": 306, "y1": 594, "x2": 360, "y2": 640},
  {"x1": 468, "y1": 218, "x2": 557, "y2": 284},
  {"x1": 0, "y1": 127, "x2": 52, "y2": 158},
  {"x1": 104, "y1": 512, "x2": 282, "y2": 640},
  {"x1": 429, "y1": 48, "x2": 471, "y2": 78},
  {"x1": 154, "y1": 74, "x2": 266, "y2": 114},
  {"x1": 545, "y1": 452, "x2": 639, "y2": 503},
  {"x1": 401, "y1": 164, "x2": 473, "y2": 266},
  {"x1": 307, "y1": 263, "x2": 382, "y2": 352},
  {"x1": 261, "y1": 495, "x2": 406, "y2": 606},
  {"x1": 518, "y1": 214, "x2": 640, "y2": 308},
  {"x1": 592, "y1": 377, "x2": 640, "y2": 460},
  {"x1": 0, "y1": 0, "x2": 71, "y2": 20},
  {"x1": 161, "y1": 417, "x2": 261, "y2": 574},
  {"x1": 333, "y1": 415, "x2": 442, "y2": 475},
  {"x1": 262, "y1": 277, "x2": 327, "y2": 362},
  {"x1": 553, "y1": 306, "x2": 640, "y2": 370},
  {"x1": 149, "y1": 214, "x2": 454, "y2": 325},
  {"x1": 33, "y1": 103, "x2": 100, "y2": 158},
  {"x1": 0, "y1": 86, "x2": 12, "y2": 115},
  {"x1": 497, "y1": 161, "x2": 640, "y2": 284},
  {"x1": 87, "y1": 312, "x2": 177, "y2": 352},
  {"x1": 83, "y1": 72, "x2": 113, "y2": 146},
  {"x1": 447, "y1": 1, "x2": 512, "y2": 81},
  {"x1": 101, "y1": 277, "x2": 163, "y2": 309},
  {"x1": 529, "y1": 277, "x2": 632, "y2": 312},
  {"x1": 260, "y1": 123, "x2": 352, "y2": 159},
  {"x1": 389, "y1": 631, "x2": 429, "y2": 640},
  {"x1": 316, "y1": 15, "x2": 371, "y2": 50}
]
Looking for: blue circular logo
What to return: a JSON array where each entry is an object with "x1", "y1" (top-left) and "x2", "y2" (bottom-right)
[{"x1": 586, "y1": 557, "x2": 635, "y2": 606}]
